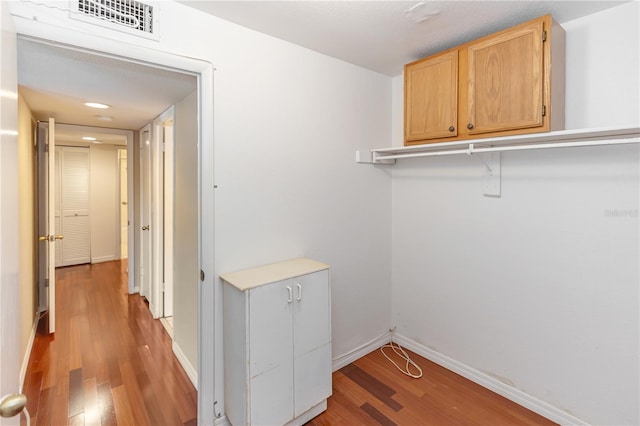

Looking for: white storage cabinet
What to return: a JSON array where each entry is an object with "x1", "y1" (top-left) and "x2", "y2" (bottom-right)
[{"x1": 221, "y1": 258, "x2": 332, "y2": 426}]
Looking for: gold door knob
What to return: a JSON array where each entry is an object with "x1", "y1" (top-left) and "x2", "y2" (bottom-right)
[
  {"x1": 38, "y1": 235, "x2": 64, "y2": 242},
  {"x1": 0, "y1": 394, "x2": 27, "y2": 418}
]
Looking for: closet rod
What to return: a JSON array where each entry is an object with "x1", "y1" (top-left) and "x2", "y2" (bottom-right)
[{"x1": 372, "y1": 137, "x2": 639, "y2": 162}]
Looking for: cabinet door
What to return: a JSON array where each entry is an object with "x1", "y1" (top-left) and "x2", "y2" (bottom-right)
[
  {"x1": 248, "y1": 281, "x2": 294, "y2": 425},
  {"x1": 292, "y1": 270, "x2": 331, "y2": 417},
  {"x1": 405, "y1": 50, "x2": 458, "y2": 142},
  {"x1": 467, "y1": 20, "x2": 544, "y2": 134}
]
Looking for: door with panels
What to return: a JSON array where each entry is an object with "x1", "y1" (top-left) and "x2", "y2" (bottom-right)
[{"x1": 55, "y1": 146, "x2": 91, "y2": 267}]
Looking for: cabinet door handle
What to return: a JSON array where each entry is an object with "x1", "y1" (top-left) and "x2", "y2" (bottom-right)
[
  {"x1": 296, "y1": 283, "x2": 302, "y2": 301},
  {"x1": 467, "y1": 123, "x2": 474, "y2": 130},
  {"x1": 286, "y1": 286, "x2": 293, "y2": 303},
  {"x1": 448, "y1": 126, "x2": 455, "y2": 132}
]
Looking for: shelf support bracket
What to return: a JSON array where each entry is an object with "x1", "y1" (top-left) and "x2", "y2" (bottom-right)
[{"x1": 482, "y1": 151, "x2": 501, "y2": 197}]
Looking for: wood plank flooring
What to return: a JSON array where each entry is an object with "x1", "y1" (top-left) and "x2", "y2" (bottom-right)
[
  {"x1": 21, "y1": 260, "x2": 197, "y2": 426},
  {"x1": 308, "y1": 346, "x2": 557, "y2": 426},
  {"x1": 22, "y1": 259, "x2": 554, "y2": 425}
]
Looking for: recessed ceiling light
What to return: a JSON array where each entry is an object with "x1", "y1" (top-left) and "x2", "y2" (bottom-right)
[
  {"x1": 82, "y1": 136, "x2": 97, "y2": 141},
  {"x1": 96, "y1": 115, "x2": 114, "y2": 122},
  {"x1": 84, "y1": 102, "x2": 110, "y2": 109}
]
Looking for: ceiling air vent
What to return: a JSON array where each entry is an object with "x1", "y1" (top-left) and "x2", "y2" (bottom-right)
[{"x1": 71, "y1": 0, "x2": 158, "y2": 40}]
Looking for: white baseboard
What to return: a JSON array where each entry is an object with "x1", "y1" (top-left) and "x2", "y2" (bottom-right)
[
  {"x1": 91, "y1": 255, "x2": 115, "y2": 264},
  {"x1": 172, "y1": 341, "x2": 198, "y2": 389},
  {"x1": 19, "y1": 312, "x2": 40, "y2": 391},
  {"x1": 393, "y1": 333, "x2": 587, "y2": 426},
  {"x1": 332, "y1": 331, "x2": 391, "y2": 371},
  {"x1": 214, "y1": 415, "x2": 230, "y2": 426}
]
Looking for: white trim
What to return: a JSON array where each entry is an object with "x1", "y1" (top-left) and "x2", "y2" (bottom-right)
[
  {"x1": 214, "y1": 415, "x2": 230, "y2": 426},
  {"x1": 19, "y1": 312, "x2": 40, "y2": 391},
  {"x1": 332, "y1": 331, "x2": 391, "y2": 371},
  {"x1": 91, "y1": 255, "x2": 116, "y2": 264},
  {"x1": 172, "y1": 340, "x2": 198, "y2": 388},
  {"x1": 393, "y1": 333, "x2": 588, "y2": 426}
]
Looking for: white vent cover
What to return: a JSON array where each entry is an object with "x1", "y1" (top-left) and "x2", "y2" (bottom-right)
[{"x1": 70, "y1": 0, "x2": 158, "y2": 40}]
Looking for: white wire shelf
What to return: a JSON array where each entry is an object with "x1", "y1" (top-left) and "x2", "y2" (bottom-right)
[{"x1": 363, "y1": 126, "x2": 640, "y2": 164}]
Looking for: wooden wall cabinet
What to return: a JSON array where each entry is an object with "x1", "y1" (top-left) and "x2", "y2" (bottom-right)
[
  {"x1": 405, "y1": 14, "x2": 565, "y2": 146},
  {"x1": 221, "y1": 258, "x2": 332, "y2": 426}
]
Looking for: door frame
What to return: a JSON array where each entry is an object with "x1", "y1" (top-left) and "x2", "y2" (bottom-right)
[
  {"x1": 1, "y1": 2, "x2": 21, "y2": 420},
  {"x1": 12, "y1": 29, "x2": 216, "y2": 425}
]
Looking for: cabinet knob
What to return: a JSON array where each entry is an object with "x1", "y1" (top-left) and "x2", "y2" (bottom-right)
[
  {"x1": 467, "y1": 123, "x2": 474, "y2": 130},
  {"x1": 448, "y1": 126, "x2": 455, "y2": 132}
]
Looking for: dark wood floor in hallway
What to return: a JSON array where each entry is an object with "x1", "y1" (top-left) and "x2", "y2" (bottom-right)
[{"x1": 21, "y1": 260, "x2": 197, "y2": 426}]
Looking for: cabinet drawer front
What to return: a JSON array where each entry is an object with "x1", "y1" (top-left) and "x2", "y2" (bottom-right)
[
  {"x1": 250, "y1": 364, "x2": 295, "y2": 426},
  {"x1": 294, "y1": 343, "x2": 332, "y2": 418},
  {"x1": 249, "y1": 280, "x2": 294, "y2": 378},
  {"x1": 467, "y1": 20, "x2": 545, "y2": 134},
  {"x1": 405, "y1": 51, "x2": 459, "y2": 141}
]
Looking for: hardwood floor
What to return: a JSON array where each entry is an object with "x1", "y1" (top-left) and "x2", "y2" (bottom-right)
[
  {"x1": 22, "y1": 259, "x2": 553, "y2": 425},
  {"x1": 21, "y1": 260, "x2": 197, "y2": 426},
  {"x1": 308, "y1": 346, "x2": 557, "y2": 426}
]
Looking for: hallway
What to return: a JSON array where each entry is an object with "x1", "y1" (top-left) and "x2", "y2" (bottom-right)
[{"x1": 21, "y1": 260, "x2": 197, "y2": 426}]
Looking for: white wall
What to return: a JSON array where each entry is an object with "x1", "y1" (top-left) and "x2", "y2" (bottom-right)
[
  {"x1": 17, "y1": 91, "x2": 37, "y2": 383},
  {"x1": 390, "y1": 2, "x2": 639, "y2": 425},
  {"x1": 211, "y1": 6, "x2": 393, "y2": 406},
  {"x1": 173, "y1": 90, "x2": 198, "y2": 375},
  {"x1": 8, "y1": 1, "x2": 393, "y2": 420},
  {"x1": 90, "y1": 145, "x2": 119, "y2": 263}
]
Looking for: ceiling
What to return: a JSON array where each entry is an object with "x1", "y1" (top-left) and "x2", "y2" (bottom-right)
[
  {"x1": 17, "y1": 38, "x2": 197, "y2": 137},
  {"x1": 177, "y1": 0, "x2": 628, "y2": 76},
  {"x1": 17, "y1": 1, "x2": 626, "y2": 142}
]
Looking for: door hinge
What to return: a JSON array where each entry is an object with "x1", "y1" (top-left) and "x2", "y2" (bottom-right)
[
  {"x1": 200, "y1": 270, "x2": 205, "y2": 282},
  {"x1": 162, "y1": 282, "x2": 166, "y2": 292},
  {"x1": 542, "y1": 105, "x2": 547, "y2": 117},
  {"x1": 44, "y1": 278, "x2": 49, "y2": 288},
  {"x1": 542, "y1": 30, "x2": 547, "y2": 42}
]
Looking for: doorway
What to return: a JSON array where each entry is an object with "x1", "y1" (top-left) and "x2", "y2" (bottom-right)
[{"x1": 16, "y1": 34, "x2": 215, "y2": 423}]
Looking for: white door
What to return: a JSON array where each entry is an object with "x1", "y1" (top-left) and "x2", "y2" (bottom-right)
[
  {"x1": 139, "y1": 126, "x2": 152, "y2": 299},
  {"x1": 292, "y1": 270, "x2": 332, "y2": 417},
  {"x1": 161, "y1": 119, "x2": 174, "y2": 318},
  {"x1": 0, "y1": 2, "x2": 26, "y2": 423},
  {"x1": 151, "y1": 107, "x2": 174, "y2": 319},
  {"x1": 58, "y1": 146, "x2": 90, "y2": 267},
  {"x1": 119, "y1": 149, "x2": 128, "y2": 259},
  {"x1": 249, "y1": 281, "x2": 295, "y2": 425},
  {"x1": 37, "y1": 119, "x2": 59, "y2": 334}
]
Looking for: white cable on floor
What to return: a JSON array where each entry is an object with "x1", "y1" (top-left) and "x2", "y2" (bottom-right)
[{"x1": 380, "y1": 338, "x2": 423, "y2": 379}]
